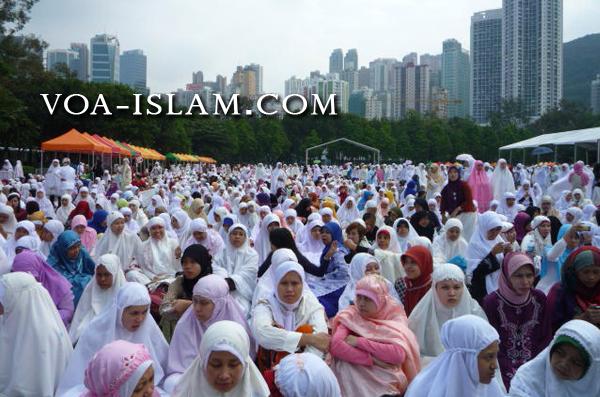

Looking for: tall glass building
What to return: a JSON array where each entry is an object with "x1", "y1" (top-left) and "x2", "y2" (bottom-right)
[
  {"x1": 442, "y1": 39, "x2": 470, "y2": 118},
  {"x1": 120, "y1": 49, "x2": 148, "y2": 94},
  {"x1": 90, "y1": 34, "x2": 120, "y2": 83}
]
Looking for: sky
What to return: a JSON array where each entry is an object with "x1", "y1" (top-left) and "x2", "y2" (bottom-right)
[{"x1": 22, "y1": 0, "x2": 600, "y2": 95}]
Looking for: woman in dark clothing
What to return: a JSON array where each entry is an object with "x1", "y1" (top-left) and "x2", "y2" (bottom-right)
[
  {"x1": 343, "y1": 221, "x2": 370, "y2": 264},
  {"x1": 257, "y1": 228, "x2": 323, "y2": 277}
]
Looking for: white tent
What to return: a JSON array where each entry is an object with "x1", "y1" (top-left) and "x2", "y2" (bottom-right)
[{"x1": 499, "y1": 126, "x2": 600, "y2": 163}]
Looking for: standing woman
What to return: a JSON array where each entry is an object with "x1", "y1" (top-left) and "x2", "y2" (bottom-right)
[
  {"x1": 330, "y1": 274, "x2": 420, "y2": 396},
  {"x1": 47, "y1": 230, "x2": 95, "y2": 306},
  {"x1": 69, "y1": 253, "x2": 127, "y2": 344},
  {"x1": 171, "y1": 321, "x2": 269, "y2": 397},
  {"x1": 212, "y1": 223, "x2": 259, "y2": 314},
  {"x1": 440, "y1": 165, "x2": 478, "y2": 241},
  {"x1": 159, "y1": 244, "x2": 213, "y2": 340},
  {"x1": 395, "y1": 245, "x2": 434, "y2": 315},
  {"x1": 0, "y1": 272, "x2": 73, "y2": 397},
  {"x1": 482, "y1": 252, "x2": 547, "y2": 389}
]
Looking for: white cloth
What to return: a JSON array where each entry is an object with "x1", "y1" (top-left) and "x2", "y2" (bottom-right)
[
  {"x1": 0, "y1": 272, "x2": 73, "y2": 397},
  {"x1": 212, "y1": 223, "x2": 259, "y2": 314},
  {"x1": 408, "y1": 263, "x2": 487, "y2": 358},
  {"x1": 491, "y1": 160, "x2": 516, "y2": 201},
  {"x1": 139, "y1": 217, "x2": 181, "y2": 278},
  {"x1": 432, "y1": 218, "x2": 469, "y2": 264},
  {"x1": 94, "y1": 211, "x2": 143, "y2": 270},
  {"x1": 337, "y1": 196, "x2": 360, "y2": 228},
  {"x1": 510, "y1": 319, "x2": 600, "y2": 397},
  {"x1": 466, "y1": 211, "x2": 504, "y2": 293},
  {"x1": 57, "y1": 282, "x2": 169, "y2": 395},
  {"x1": 274, "y1": 352, "x2": 341, "y2": 397},
  {"x1": 68, "y1": 253, "x2": 126, "y2": 344},
  {"x1": 55, "y1": 194, "x2": 75, "y2": 225},
  {"x1": 392, "y1": 217, "x2": 419, "y2": 252},
  {"x1": 253, "y1": 213, "x2": 281, "y2": 265},
  {"x1": 171, "y1": 320, "x2": 269, "y2": 397},
  {"x1": 405, "y1": 315, "x2": 505, "y2": 397}
]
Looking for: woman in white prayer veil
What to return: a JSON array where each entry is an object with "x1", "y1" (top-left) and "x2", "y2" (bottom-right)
[
  {"x1": 405, "y1": 315, "x2": 505, "y2": 397},
  {"x1": 274, "y1": 352, "x2": 341, "y2": 397},
  {"x1": 172, "y1": 320, "x2": 269, "y2": 397},
  {"x1": 491, "y1": 159, "x2": 516, "y2": 201},
  {"x1": 408, "y1": 263, "x2": 487, "y2": 364},
  {"x1": 0, "y1": 203, "x2": 17, "y2": 239},
  {"x1": 54, "y1": 194, "x2": 75, "y2": 225},
  {"x1": 0, "y1": 272, "x2": 73, "y2": 397},
  {"x1": 509, "y1": 319, "x2": 600, "y2": 397},
  {"x1": 34, "y1": 188, "x2": 56, "y2": 219},
  {"x1": 337, "y1": 196, "x2": 360, "y2": 229},
  {"x1": 254, "y1": 213, "x2": 281, "y2": 265},
  {"x1": 138, "y1": 217, "x2": 181, "y2": 279},
  {"x1": 212, "y1": 223, "x2": 259, "y2": 314},
  {"x1": 94, "y1": 211, "x2": 143, "y2": 271},
  {"x1": 56, "y1": 282, "x2": 169, "y2": 396},
  {"x1": 171, "y1": 208, "x2": 193, "y2": 247},
  {"x1": 44, "y1": 158, "x2": 62, "y2": 198},
  {"x1": 432, "y1": 218, "x2": 469, "y2": 265},
  {"x1": 68, "y1": 253, "x2": 127, "y2": 344}
]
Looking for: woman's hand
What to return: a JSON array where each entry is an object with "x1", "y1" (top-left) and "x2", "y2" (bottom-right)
[
  {"x1": 344, "y1": 239, "x2": 357, "y2": 251},
  {"x1": 174, "y1": 246, "x2": 182, "y2": 259},
  {"x1": 172, "y1": 299, "x2": 192, "y2": 315},
  {"x1": 345, "y1": 335, "x2": 358, "y2": 347},
  {"x1": 325, "y1": 241, "x2": 338, "y2": 260},
  {"x1": 303, "y1": 332, "x2": 331, "y2": 353},
  {"x1": 491, "y1": 242, "x2": 505, "y2": 255},
  {"x1": 581, "y1": 306, "x2": 600, "y2": 325}
]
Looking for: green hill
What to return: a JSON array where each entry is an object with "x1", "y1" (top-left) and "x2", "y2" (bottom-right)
[{"x1": 564, "y1": 33, "x2": 600, "y2": 107}]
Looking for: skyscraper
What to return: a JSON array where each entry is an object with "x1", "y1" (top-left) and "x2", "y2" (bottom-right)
[
  {"x1": 329, "y1": 49, "x2": 344, "y2": 74},
  {"x1": 502, "y1": 0, "x2": 563, "y2": 118},
  {"x1": 392, "y1": 63, "x2": 430, "y2": 119},
  {"x1": 46, "y1": 49, "x2": 79, "y2": 74},
  {"x1": 245, "y1": 63, "x2": 263, "y2": 94},
  {"x1": 285, "y1": 76, "x2": 307, "y2": 96},
  {"x1": 90, "y1": 34, "x2": 120, "y2": 83},
  {"x1": 402, "y1": 52, "x2": 418, "y2": 66},
  {"x1": 369, "y1": 58, "x2": 397, "y2": 93},
  {"x1": 592, "y1": 75, "x2": 600, "y2": 115},
  {"x1": 471, "y1": 9, "x2": 503, "y2": 124},
  {"x1": 192, "y1": 71, "x2": 204, "y2": 85},
  {"x1": 442, "y1": 39, "x2": 470, "y2": 118},
  {"x1": 69, "y1": 43, "x2": 89, "y2": 81},
  {"x1": 344, "y1": 49, "x2": 358, "y2": 71},
  {"x1": 120, "y1": 49, "x2": 148, "y2": 94}
]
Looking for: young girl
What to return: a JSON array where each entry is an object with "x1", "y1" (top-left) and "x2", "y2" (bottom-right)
[{"x1": 372, "y1": 226, "x2": 404, "y2": 284}]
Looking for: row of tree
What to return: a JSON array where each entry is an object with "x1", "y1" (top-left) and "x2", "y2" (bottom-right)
[{"x1": 2, "y1": 1, "x2": 600, "y2": 165}]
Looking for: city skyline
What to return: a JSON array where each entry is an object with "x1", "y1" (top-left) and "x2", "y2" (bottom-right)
[{"x1": 22, "y1": 0, "x2": 599, "y2": 95}]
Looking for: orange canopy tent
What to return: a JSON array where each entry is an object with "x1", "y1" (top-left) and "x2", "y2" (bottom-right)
[{"x1": 41, "y1": 128, "x2": 111, "y2": 154}]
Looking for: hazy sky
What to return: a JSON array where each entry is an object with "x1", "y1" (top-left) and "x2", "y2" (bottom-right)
[{"x1": 22, "y1": 0, "x2": 600, "y2": 94}]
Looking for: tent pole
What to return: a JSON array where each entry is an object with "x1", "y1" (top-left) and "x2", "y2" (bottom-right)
[
  {"x1": 40, "y1": 150, "x2": 44, "y2": 175},
  {"x1": 554, "y1": 145, "x2": 557, "y2": 163},
  {"x1": 522, "y1": 149, "x2": 525, "y2": 165},
  {"x1": 509, "y1": 150, "x2": 512, "y2": 164},
  {"x1": 574, "y1": 145, "x2": 577, "y2": 163},
  {"x1": 597, "y1": 140, "x2": 600, "y2": 164}
]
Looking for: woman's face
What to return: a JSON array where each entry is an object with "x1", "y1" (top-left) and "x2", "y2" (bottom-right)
[
  {"x1": 538, "y1": 221, "x2": 551, "y2": 238},
  {"x1": 205, "y1": 351, "x2": 244, "y2": 393},
  {"x1": 347, "y1": 228, "x2": 360, "y2": 244},
  {"x1": 566, "y1": 213, "x2": 574, "y2": 223},
  {"x1": 110, "y1": 218, "x2": 125, "y2": 235},
  {"x1": 61, "y1": 198, "x2": 69, "y2": 207},
  {"x1": 364, "y1": 261, "x2": 380, "y2": 275},
  {"x1": 509, "y1": 265, "x2": 535, "y2": 296},
  {"x1": 229, "y1": 228, "x2": 246, "y2": 248},
  {"x1": 478, "y1": 341, "x2": 499, "y2": 384},
  {"x1": 121, "y1": 304, "x2": 149, "y2": 332},
  {"x1": 503, "y1": 228, "x2": 516, "y2": 243},
  {"x1": 285, "y1": 216, "x2": 295, "y2": 226},
  {"x1": 171, "y1": 217, "x2": 180, "y2": 229},
  {"x1": 95, "y1": 264, "x2": 113, "y2": 290},
  {"x1": 402, "y1": 256, "x2": 421, "y2": 280},
  {"x1": 566, "y1": 232, "x2": 581, "y2": 249},
  {"x1": 435, "y1": 279, "x2": 464, "y2": 307},
  {"x1": 355, "y1": 294, "x2": 378, "y2": 318},
  {"x1": 418, "y1": 216, "x2": 430, "y2": 228},
  {"x1": 446, "y1": 227, "x2": 460, "y2": 242},
  {"x1": 14, "y1": 227, "x2": 29, "y2": 240},
  {"x1": 486, "y1": 226, "x2": 502, "y2": 241},
  {"x1": 40, "y1": 228, "x2": 54, "y2": 242},
  {"x1": 150, "y1": 224, "x2": 165, "y2": 240},
  {"x1": 74, "y1": 224, "x2": 86, "y2": 235},
  {"x1": 321, "y1": 214, "x2": 332, "y2": 223},
  {"x1": 277, "y1": 271, "x2": 303, "y2": 304},
  {"x1": 321, "y1": 229, "x2": 333, "y2": 245},
  {"x1": 310, "y1": 226, "x2": 321, "y2": 241},
  {"x1": 131, "y1": 366, "x2": 155, "y2": 397},
  {"x1": 214, "y1": 214, "x2": 221, "y2": 223},
  {"x1": 376, "y1": 232, "x2": 390, "y2": 250},
  {"x1": 123, "y1": 214, "x2": 132, "y2": 223},
  {"x1": 550, "y1": 343, "x2": 587, "y2": 381},
  {"x1": 8, "y1": 197, "x2": 19, "y2": 208},
  {"x1": 346, "y1": 200, "x2": 353, "y2": 209},
  {"x1": 506, "y1": 198, "x2": 516, "y2": 207},
  {"x1": 67, "y1": 242, "x2": 81, "y2": 259},
  {"x1": 576, "y1": 265, "x2": 600, "y2": 289},
  {"x1": 193, "y1": 295, "x2": 215, "y2": 322},
  {"x1": 193, "y1": 230, "x2": 207, "y2": 241},
  {"x1": 448, "y1": 168, "x2": 459, "y2": 181},
  {"x1": 397, "y1": 224, "x2": 409, "y2": 238},
  {"x1": 182, "y1": 257, "x2": 202, "y2": 279}
]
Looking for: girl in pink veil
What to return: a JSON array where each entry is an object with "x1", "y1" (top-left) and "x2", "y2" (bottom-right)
[{"x1": 468, "y1": 160, "x2": 493, "y2": 213}]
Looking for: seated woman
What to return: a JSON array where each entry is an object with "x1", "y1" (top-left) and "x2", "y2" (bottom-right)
[
  {"x1": 432, "y1": 218, "x2": 468, "y2": 267},
  {"x1": 47, "y1": 230, "x2": 95, "y2": 306},
  {"x1": 338, "y1": 253, "x2": 400, "y2": 311},
  {"x1": 183, "y1": 218, "x2": 224, "y2": 257},
  {"x1": 395, "y1": 245, "x2": 434, "y2": 315},
  {"x1": 70, "y1": 214, "x2": 97, "y2": 254},
  {"x1": 257, "y1": 228, "x2": 322, "y2": 278},
  {"x1": 372, "y1": 225, "x2": 404, "y2": 284},
  {"x1": 393, "y1": 217, "x2": 420, "y2": 253},
  {"x1": 94, "y1": 211, "x2": 143, "y2": 271},
  {"x1": 265, "y1": 352, "x2": 341, "y2": 397},
  {"x1": 343, "y1": 220, "x2": 371, "y2": 264},
  {"x1": 11, "y1": 249, "x2": 74, "y2": 326},
  {"x1": 0, "y1": 272, "x2": 73, "y2": 397},
  {"x1": 212, "y1": 223, "x2": 258, "y2": 314},
  {"x1": 408, "y1": 263, "x2": 486, "y2": 364},
  {"x1": 159, "y1": 244, "x2": 213, "y2": 341},
  {"x1": 87, "y1": 209, "x2": 109, "y2": 234},
  {"x1": 39, "y1": 219, "x2": 64, "y2": 257},
  {"x1": 69, "y1": 253, "x2": 127, "y2": 344},
  {"x1": 466, "y1": 211, "x2": 510, "y2": 302},
  {"x1": 254, "y1": 213, "x2": 282, "y2": 264},
  {"x1": 482, "y1": 252, "x2": 547, "y2": 389},
  {"x1": 540, "y1": 224, "x2": 582, "y2": 292},
  {"x1": 57, "y1": 282, "x2": 169, "y2": 395},
  {"x1": 296, "y1": 218, "x2": 325, "y2": 264},
  {"x1": 405, "y1": 315, "x2": 505, "y2": 397},
  {"x1": 2, "y1": 219, "x2": 41, "y2": 263},
  {"x1": 164, "y1": 275, "x2": 253, "y2": 393},
  {"x1": 510, "y1": 319, "x2": 600, "y2": 397},
  {"x1": 171, "y1": 320, "x2": 269, "y2": 397},
  {"x1": 330, "y1": 274, "x2": 420, "y2": 396},
  {"x1": 307, "y1": 221, "x2": 350, "y2": 317},
  {"x1": 62, "y1": 340, "x2": 161, "y2": 397},
  {"x1": 137, "y1": 217, "x2": 181, "y2": 280},
  {"x1": 252, "y1": 261, "x2": 329, "y2": 372},
  {"x1": 544, "y1": 246, "x2": 600, "y2": 339}
]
